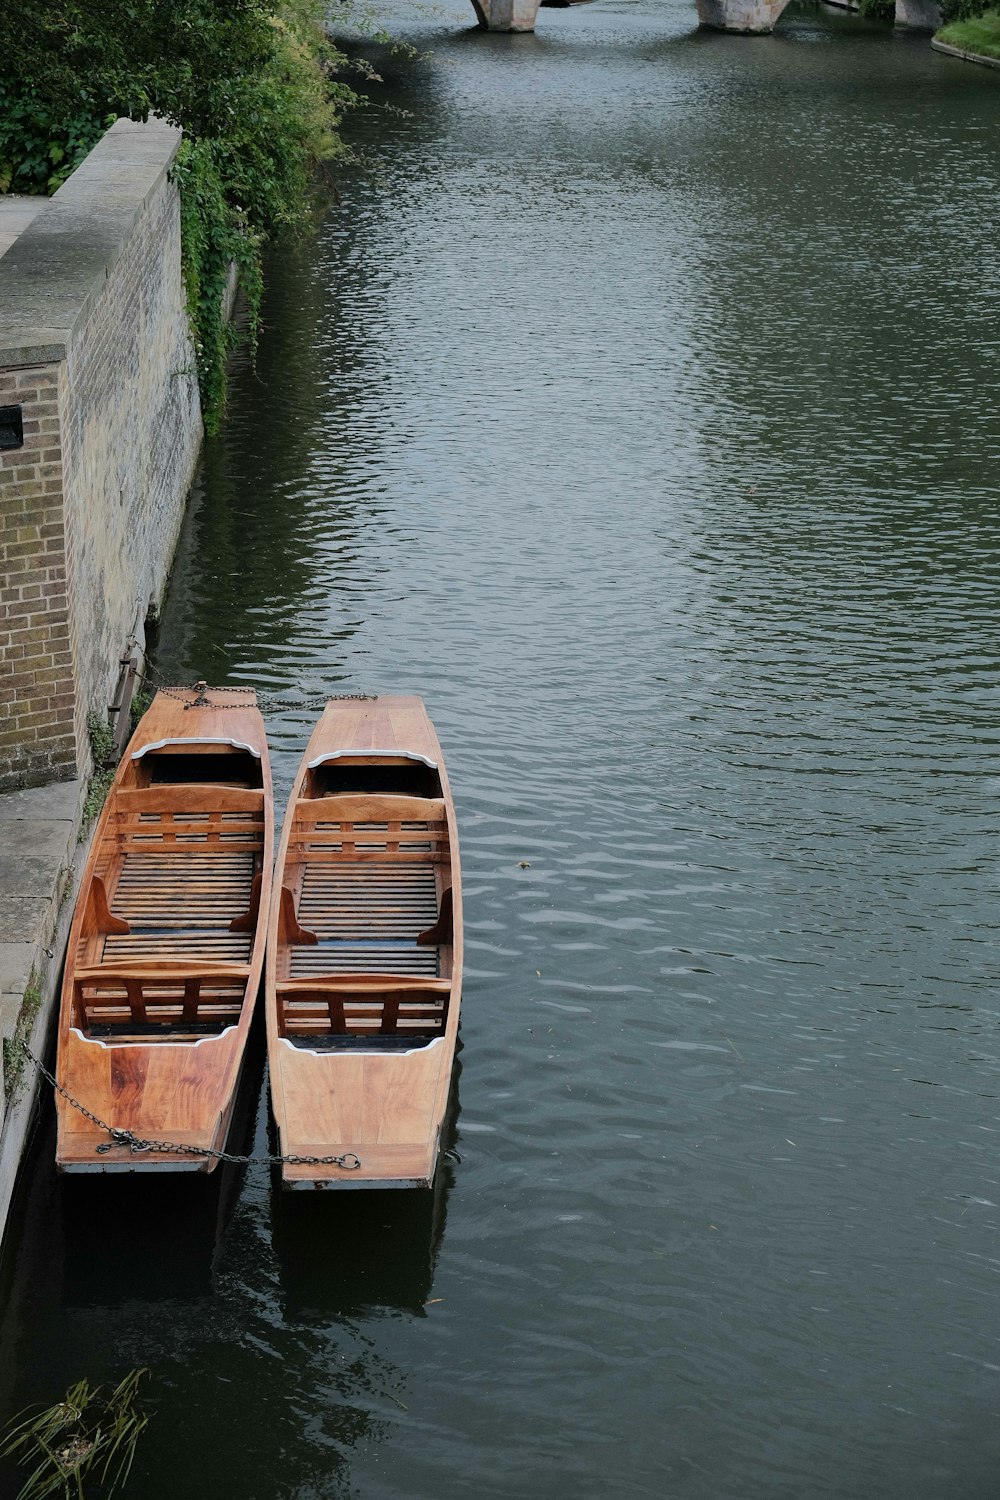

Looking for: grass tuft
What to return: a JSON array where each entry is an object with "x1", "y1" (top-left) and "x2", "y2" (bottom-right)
[{"x1": 1, "y1": 1368, "x2": 150, "y2": 1500}]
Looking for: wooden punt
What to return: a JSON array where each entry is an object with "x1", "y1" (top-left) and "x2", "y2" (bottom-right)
[
  {"x1": 55, "y1": 687, "x2": 274, "y2": 1172},
  {"x1": 266, "y1": 696, "x2": 462, "y2": 1190}
]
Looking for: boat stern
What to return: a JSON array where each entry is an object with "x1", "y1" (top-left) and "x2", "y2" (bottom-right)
[{"x1": 281, "y1": 1139, "x2": 440, "y2": 1191}]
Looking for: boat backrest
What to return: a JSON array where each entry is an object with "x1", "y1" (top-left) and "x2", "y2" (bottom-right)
[
  {"x1": 73, "y1": 961, "x2": 251, "y2": 1034},
  {"x1": 288, "y1": 795, "x2": 449, "y2": 864},
  {"x1": 114, "y1": 785, "x2": 266, "y2": 854},
  {"x1": 275, "y1": 974, "x2": 450, "y2": 1038}
]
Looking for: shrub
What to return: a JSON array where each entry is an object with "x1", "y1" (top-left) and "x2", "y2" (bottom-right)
[
  {"x1": 0, "y1": 87, "x2": 111, "y2": 194},
  {"x1": 0, "y1": 0, "x2": 357, "y2": 430}
]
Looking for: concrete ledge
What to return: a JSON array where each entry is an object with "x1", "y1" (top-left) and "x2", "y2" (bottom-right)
[
  {"x1": 0, "y1": 195, "x2": 46, "y2": 263},
  {"x1": 0, "y1": 777, "x2": 88, "y2": 1250},
  {"x1": 0, "y1": 117, "x2": 182, "y2": 369},
  {"x1": 931, "y1": 35, "x2": 1000, "y2": 65}
]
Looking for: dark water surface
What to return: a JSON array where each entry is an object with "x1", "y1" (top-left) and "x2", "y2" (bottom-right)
[{"x1": 4, "y1": 2, "x2": 1000, "y2": 1494}]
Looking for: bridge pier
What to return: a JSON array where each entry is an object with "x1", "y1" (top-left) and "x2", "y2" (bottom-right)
[
  {"x1": 696, "y1": 0, "x2": 791, "y2": 30},
  {"x1": 471, "y1": 0, "x2": 542, "y2": 28},
  {"x1": 894, "y1": 0, "x2": 941, "y2": 26}
]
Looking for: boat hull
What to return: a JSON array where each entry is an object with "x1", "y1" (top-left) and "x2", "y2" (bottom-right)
[
  {"x1": 266, "y1": 696, "x2": 463, "y2": 1190},
  {"x1": 55, "y1": 688, "x2": 273, "y2": 1174}
]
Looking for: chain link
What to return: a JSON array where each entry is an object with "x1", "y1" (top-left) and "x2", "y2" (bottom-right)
[
  {"x1": 135, "y1": 661, "x2": 374, "y2": 715},
  {"x1": 20, "y1": 1041, "x2": 361, "y2": 1171},
  {"x1": 129, "y1": 643, "x2": 375, "y2": 713}
]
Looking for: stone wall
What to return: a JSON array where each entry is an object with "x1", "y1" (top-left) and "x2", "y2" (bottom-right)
[{"x1": 0, "y1": 119, "x2": 202, "y2": 790}]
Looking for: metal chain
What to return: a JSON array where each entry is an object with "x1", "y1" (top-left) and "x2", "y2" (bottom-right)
[
  {"x1": 135, "y1": 660, "x2": 373, "y2": 715},
  {"x1": 19, "y1": 1040, "x2": 361, "y2": 1170}
]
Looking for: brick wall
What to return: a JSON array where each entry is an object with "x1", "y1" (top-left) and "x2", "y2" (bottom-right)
[
  {"x1": 0, "y1": 120, "x2": 203, "y2": 790},
  {"x1": 0, "y1": 365, "x2": 76, "y2": 783}
]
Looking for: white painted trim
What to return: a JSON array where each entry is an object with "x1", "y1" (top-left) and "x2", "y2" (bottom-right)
[
  {"x1": 69, "y1": 1025, "x2": 237, "y2": 1050},
  {"x1": 131, "y1": 736, "x2": 262, "y2": 759},
  {"x1": 306, "y1": 748, "x2": 437, "y2": 769},
  {"x1": 280, "y1": 1034, "x2": 445, "y2": 1059}
]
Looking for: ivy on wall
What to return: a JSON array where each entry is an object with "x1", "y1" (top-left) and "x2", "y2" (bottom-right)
[
  {"x1": 171, "y1": 0, "x2": 357, "y2": 432},
  {"x1": 174, "y1": 139, "x2": 265, "y2": 435}
]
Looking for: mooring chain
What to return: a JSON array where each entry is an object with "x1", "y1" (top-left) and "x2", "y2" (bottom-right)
[
  {"x1": 126, "y1": 643, "x2": 376, "y2": 711},
  {"x1": 19, "y1": 1041, "x2": 361, "y2": 1170},
  {"x1": 135, "y1": 665, "x2": 374, "y2": 714}
]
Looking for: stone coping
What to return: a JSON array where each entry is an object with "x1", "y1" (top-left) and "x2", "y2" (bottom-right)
[
  {"x1": 0, "y1": 195, "x2": 47, "y2": 263},
  {"x1": 0, "y1": 117, "x2": 182, "y2": 369},
  {"x1": 931, "y1": 36, "x2": 1000, "y2": 67}
]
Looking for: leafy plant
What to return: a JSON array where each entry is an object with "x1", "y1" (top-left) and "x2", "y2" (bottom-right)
[
  {"x1": 1, "y1": 970, "x2": 41, "y2": 1107},
  {"x1": 0, "y1": 87, "x2": 112, "y2": 195},
  {"x1": 81, "y1": 711, "x2": 116, "y2": 832},
  {"x1": 0, "y1": 0, "x2": 359, "y2": 430},
  {"x1": 1, "y1": 1369, "x2": 149, "y2": 1500},
  {"x1": 938, "y1": 0, "x2": 993, "y2": 24},
  {"x1": 171, "y1": 0, "x2": 356, "y2": 430},
  {"x1": 128, "y1": 686, "x2": 154, "y2": 734}
]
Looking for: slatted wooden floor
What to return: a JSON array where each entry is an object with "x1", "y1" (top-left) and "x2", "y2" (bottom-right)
[
  {"x1": 102, "y1": 852, "x2": 254, "y2": 964},
  {"x1": 291, "y1": 861, "x2": 439, "y2": 977}
]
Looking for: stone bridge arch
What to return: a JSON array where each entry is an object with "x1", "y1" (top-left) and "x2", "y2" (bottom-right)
[{"x1": 473, "y1": 0, "x2": 939, "y2": 34}]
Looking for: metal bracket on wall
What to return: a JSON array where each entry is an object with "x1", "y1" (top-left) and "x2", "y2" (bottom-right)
[{"x1": 107, "y1": 651, "x2": 140, "y2": 760}]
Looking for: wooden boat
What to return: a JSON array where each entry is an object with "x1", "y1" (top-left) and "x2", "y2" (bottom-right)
[
  {"x1": 266, "y1": 696, "x2": 462, "y2": 1190},
  {"x1": 55, "y1": 686, "x2": 274, "y2": 1172}
]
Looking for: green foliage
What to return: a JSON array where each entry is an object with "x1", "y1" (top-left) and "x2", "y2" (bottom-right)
[
  {"x1": 81, "y1": 711, "x2": 116, "y2": 831},
  {"x1": 0, "y1": 0, "x2": 358, "y2": 430},
  {"x1": 128, "y1": 686, "x2": 155, "y2": 734},
  {"x1": 0, "y1": 2, "x2": 277, "y2": 140},
  {"x1": 1, "y1": 1368, "x2": 149, "y2": 1500},
  {"x1": 174, "y1": 139, "x2": 263, "y2": 435},
  {"x1": 170, "y1": 0, "x2": 356, "y2": 431},
  {"x1": 1, "y1": 971, "x2": 41, "y2": 1108},
  {"x1": 0, "y1": 88, "x2": 112, "y2": 195},
  {"x1": 855, "y1": 0, "x2": 894, "y2": 18},
  {"x1": 938, "y1": 0, "x2": 996, "y2": 26}
]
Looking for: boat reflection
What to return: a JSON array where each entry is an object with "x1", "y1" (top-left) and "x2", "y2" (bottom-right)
[{"x1": 272, "y1": 1059, "x2": 460, "y2": 1319}]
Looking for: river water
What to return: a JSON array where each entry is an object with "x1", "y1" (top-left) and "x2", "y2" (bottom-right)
[{"x1": 3, "y1": 2, "x2": 1000, "y2": 1495}]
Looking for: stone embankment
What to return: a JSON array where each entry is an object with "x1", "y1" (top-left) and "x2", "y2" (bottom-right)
[
  {"x1": 931, "y1": 33, "x2": 1000, "y2": 64},
  {"x1": 0, "y1": 118, "x2": 204, "y2": 1244}
]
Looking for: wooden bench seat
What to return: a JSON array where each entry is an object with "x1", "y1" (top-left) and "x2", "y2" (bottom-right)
[
  {"x1": 289, "y1": 860, "x2": 440, "y2": 978},
  {"x1": 104, "y1": 850, "x2": 256, "y2": 958},
  {"x1": 276, "y1": 974, "x2": 450, "y2": 1040},
  {"x1": 288, "y1": 794, "x2": 449, "y2": 864},
  {"x1": 115, "y1": 785, "x2": 266, "y2": 854},
  {"x1": 97, "y1": 844, "x2": 260, "y2": 966},
  {"x1": 73, "y1": 960, "x2": 251, "y2": 1038}
]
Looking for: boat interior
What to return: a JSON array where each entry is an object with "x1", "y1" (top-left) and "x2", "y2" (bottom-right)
[
  {"x1": 275, "y1": 753, "x2": 455, "y2": 1052},
  {"x1": 71, "y1": 741, "x2": 267, "y2": 1043}
]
